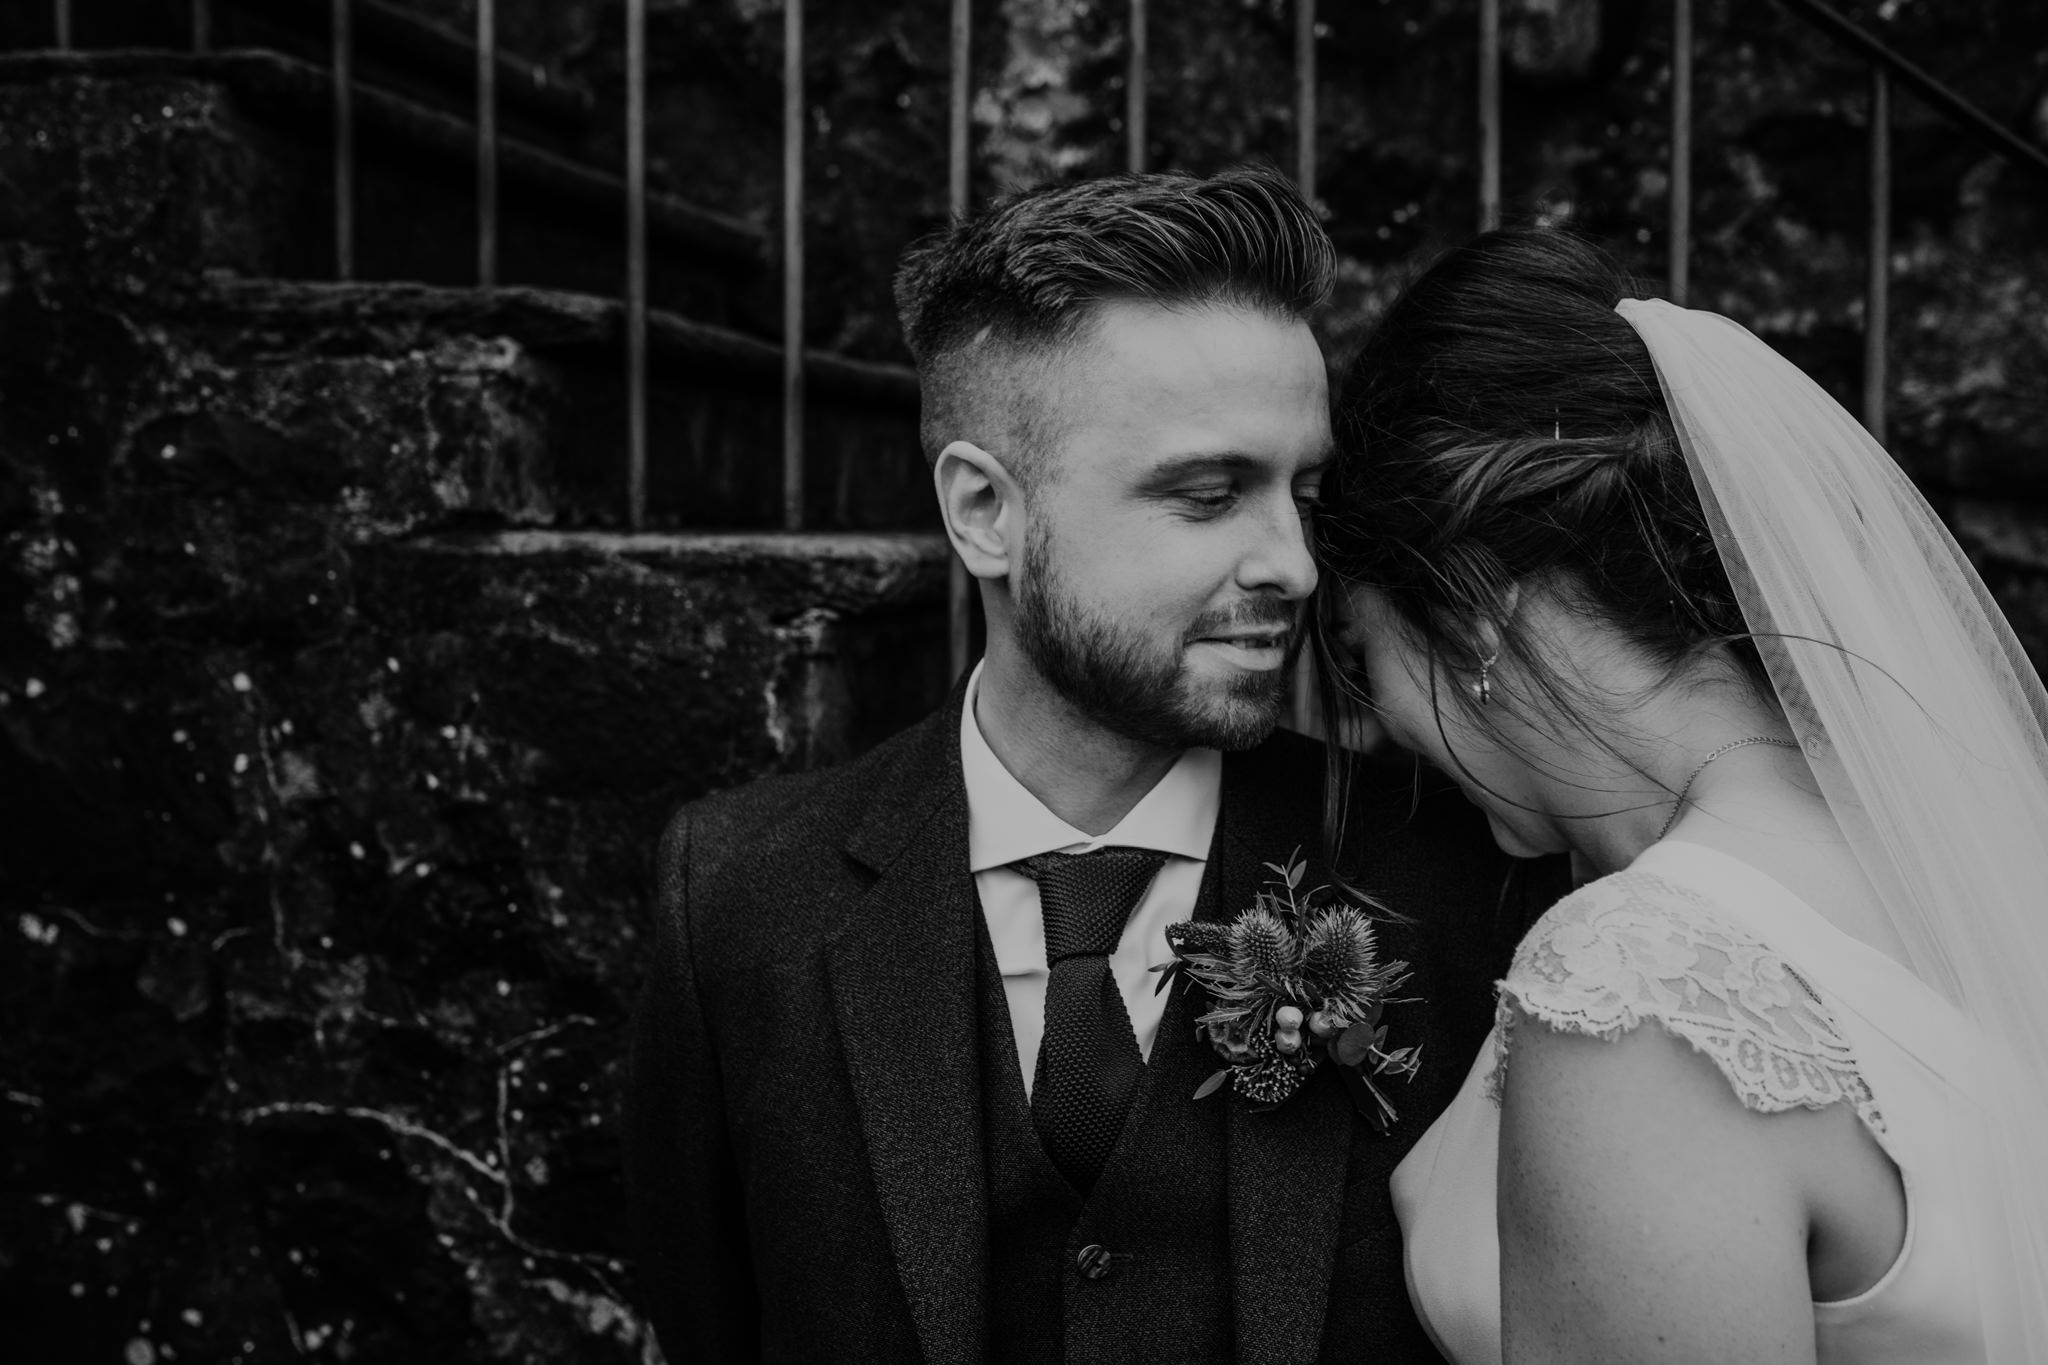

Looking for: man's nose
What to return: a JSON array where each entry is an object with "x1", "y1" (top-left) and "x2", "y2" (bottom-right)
[{"x1": 1238, "y1": 493, "x2": 1318, "y2": 600}]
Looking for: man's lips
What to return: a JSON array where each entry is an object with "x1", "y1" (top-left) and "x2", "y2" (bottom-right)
[{"x1": 1194, "y1": 630, "x2": 1291, "y2": 648}]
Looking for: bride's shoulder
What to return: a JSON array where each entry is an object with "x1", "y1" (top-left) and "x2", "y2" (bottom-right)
[{"x1": 1486, "y1": 863, "x2": 1883, "y2": 1131}]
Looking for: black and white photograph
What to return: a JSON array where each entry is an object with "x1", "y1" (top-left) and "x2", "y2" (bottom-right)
[{"x1": 4, "y1": 0, "x2": 2047, "y2": 1361}]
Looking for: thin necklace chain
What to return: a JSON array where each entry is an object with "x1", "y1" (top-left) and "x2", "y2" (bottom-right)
[{"x1": 1655, "y1": 735, "x2": 1802, "y2": 841}]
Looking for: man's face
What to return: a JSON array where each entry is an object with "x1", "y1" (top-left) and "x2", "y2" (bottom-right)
[{"x1": 1012, "y1": 299, "x2": 1331, "y2": 751}]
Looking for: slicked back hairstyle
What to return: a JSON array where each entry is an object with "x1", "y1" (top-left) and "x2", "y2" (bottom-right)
[{"x1": 893, "y1": 163, "x2": 1335, "y2": 484}]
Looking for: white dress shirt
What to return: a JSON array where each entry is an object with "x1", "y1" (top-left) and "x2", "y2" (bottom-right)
[{"x1": 960, "y1": 663, "x2": 1221, "y2": 1098}]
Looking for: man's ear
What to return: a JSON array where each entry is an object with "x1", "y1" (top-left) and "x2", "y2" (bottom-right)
[{"x1": 934, "y1": 439, "x2": 1022, "y2": 581}]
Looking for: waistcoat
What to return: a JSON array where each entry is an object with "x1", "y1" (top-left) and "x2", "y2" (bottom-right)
[{"x1": 974, "y1": 859, "x2": 1236, "y2": 1363}]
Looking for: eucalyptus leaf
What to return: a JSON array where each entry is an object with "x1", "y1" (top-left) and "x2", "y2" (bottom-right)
[
  {"x1": 1193, "y1": 1068, "x2": 1233, "y2": 1101},
  {"x1": 1286, "y1": 861, "x2": 1305, "y2": 889},
  {"x1": 1334, "y1": 1021, "x2": 1375, "y2": 1067}
]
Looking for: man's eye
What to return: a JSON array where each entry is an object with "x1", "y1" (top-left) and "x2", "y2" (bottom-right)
[{"x1": 1176, "y1": 488, "x2": 1237, "y2": 512}]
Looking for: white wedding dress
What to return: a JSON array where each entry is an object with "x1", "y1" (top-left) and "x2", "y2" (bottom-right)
[{"x1": 1391, "y1": 838, "x2": 2010, "y2": 1364}]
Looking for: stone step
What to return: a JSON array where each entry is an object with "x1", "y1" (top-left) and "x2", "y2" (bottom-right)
[
  {"x1": 215, "y1": 0, "x2": 596, "y2": 146},
  {"x1": 2, "y1": 0, "x2": 595, "y2": 146},
  {"x1": 170, "y1": 276, "x2": 927, "y2": 529},
  {"x1": 3, "y1": 518, "x2": 951, "y2": 900},
  {"x1": 0, "y1": 49, "x2": 767, "y2": 327},
  {"x1": 3, "y1": 251, "x2": 925, "y2": 533}
]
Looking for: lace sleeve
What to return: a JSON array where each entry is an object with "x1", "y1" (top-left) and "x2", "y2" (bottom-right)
[{"x1": 1485, "y1": 869, "x2": 1885, "y2": 1138}]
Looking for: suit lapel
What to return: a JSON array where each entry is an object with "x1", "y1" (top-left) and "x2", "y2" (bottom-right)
[
  {"x1": 826, "y1": 694, "x2": 989, "y2": 1365},
  {"x1": 1215, "y1": 755, "x2": 1356, "y2": 1365}
]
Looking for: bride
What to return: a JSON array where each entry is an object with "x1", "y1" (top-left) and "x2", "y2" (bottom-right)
[{"x1": 1312, "y1": 228, "x2": 2048, "y2": 1362}]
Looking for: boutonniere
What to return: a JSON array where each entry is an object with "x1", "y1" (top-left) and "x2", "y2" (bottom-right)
[{"x1": 1152, "y1": 851, "x2": 1422, "y2": 1131}]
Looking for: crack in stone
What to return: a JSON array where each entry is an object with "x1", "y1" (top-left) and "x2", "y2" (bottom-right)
[{"x1": 234, "y1": 1101, "x2": 507, "y2": 1188}]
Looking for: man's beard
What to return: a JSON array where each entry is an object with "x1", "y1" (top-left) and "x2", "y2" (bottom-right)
[{"x1": 1014, "y1": 525, "x2": 1300, "y2": 752}]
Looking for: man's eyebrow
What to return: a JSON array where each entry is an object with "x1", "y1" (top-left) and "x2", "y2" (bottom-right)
[{"x1": 1144, "y1": 450, "x2": 1332, "y2": 481}]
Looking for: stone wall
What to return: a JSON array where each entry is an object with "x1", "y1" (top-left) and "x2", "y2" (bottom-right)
[{"x1": 0, "y1": 174, "x2": 945, "y2": 1365}]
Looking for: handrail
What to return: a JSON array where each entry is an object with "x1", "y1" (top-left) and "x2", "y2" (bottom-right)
[
  {"x1": 1775, "y1": 0, "x2": 2048, "y2": 185},
  {"x1": 1767, "y1": 0, "x2": 2048, "y2": 438}
]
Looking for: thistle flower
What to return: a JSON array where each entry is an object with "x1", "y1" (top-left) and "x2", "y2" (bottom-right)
[
  {"x1": 1228, "y1": 905, "x2": 1298, "y2": 986},
  {"x1": 1300, "y1": 906, "x2": 1403, "y2": 1014}
]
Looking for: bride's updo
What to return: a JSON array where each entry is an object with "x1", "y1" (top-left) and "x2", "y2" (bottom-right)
[{"x1": 1315, "y1": 227, "x2": 1769, "y2": 740}]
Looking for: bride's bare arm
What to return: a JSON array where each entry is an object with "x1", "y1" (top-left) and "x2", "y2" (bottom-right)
[{"x1": 1498, "y1": 1016, "x2": 1824, "y2": 1364}]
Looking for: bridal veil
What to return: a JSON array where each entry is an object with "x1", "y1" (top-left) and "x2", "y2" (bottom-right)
[{"x1": 1617, "y1": 297, "x2": 2048, "y2": 1358}]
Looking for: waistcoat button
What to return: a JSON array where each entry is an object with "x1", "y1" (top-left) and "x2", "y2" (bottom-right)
[{"x1": 1076, "y1": 1244, "x2": 1114, "y2": 1281}]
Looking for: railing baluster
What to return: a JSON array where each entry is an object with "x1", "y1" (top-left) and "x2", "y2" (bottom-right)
[
  {"x1": 477, "y1": 0, "x2": 499, "y2": 286},
  {"x1": 1669, "y1": 0, "x2": 1693, "y2": 304},
  {"x1": 948, "y1": 0, "x2": 974, "y2": 679},
  {"x1": 1294, "y1": 0, "x2": 1316, "y2": 199},
  {"x1": 949, "y1": 2, "x2": 972, "y2": 217},
  {"x1": 626, "y1": 0, "x2": 648, "y2": 529},
  {"x1": 53, "y1": 1, "x2": 70, "y2": 50},
  {"x1": 1289, "y1": 0, "x2": 1320, "y2": 735},
  {"x1": 193, "y1": 1, "x2": 212, "y2": 52},
  {"x1": 1478, "y1": 0, "x2": 1500, "y2": 230},
  {"x1": 1864, "y1": 65, "x2": 1891, "y2": 444},
  {"x1": 1128, "y1": 0, "x2": 1148, "y2": 173},
  {"x1": 783, "y1": 0, "x2": 806, "y2": 531},
  {"x1": 333, "y1": 0, "x2": 355, "y2": 281}
]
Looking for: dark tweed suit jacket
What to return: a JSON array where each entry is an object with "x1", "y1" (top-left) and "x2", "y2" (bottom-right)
[{"x1": 626, "y1": 683, "x2": 1559, "y2": 1364}]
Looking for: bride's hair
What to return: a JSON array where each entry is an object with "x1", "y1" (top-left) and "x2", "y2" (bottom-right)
[{"x1": 1313, "y1": 228, "x2": 1772, "y2": 762}]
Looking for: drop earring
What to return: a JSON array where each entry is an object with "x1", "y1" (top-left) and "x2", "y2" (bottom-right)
[{"x1": 1475, "y1": 649, "x2": 1499, "y2": 705}]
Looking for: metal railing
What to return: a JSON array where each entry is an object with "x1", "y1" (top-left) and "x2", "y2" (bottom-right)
[
  {"x1": 1471, "y1": 0, "x2": 2048, "y2": 445},
  {"x1": 44, "y1": 0, "x2": 2048, "y2": 673}
]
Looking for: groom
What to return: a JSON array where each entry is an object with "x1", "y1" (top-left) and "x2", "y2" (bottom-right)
[{"x1": 626, "y1": 164, "x2": 1549, "y2": 1364}]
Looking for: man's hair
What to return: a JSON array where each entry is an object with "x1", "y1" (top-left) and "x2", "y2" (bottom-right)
[{"x1": 892, "y1": 163, "x2": 1335, "y2": 482}]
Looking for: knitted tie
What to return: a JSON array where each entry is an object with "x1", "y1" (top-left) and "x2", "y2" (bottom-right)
[{"x1": 1016, "y1": 846, "x2": 1168, "y2": 1193}]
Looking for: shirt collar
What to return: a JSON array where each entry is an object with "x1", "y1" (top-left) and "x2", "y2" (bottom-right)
[{"x1": 959, "y1": 661, "x2": 1221, "y2": 874}]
